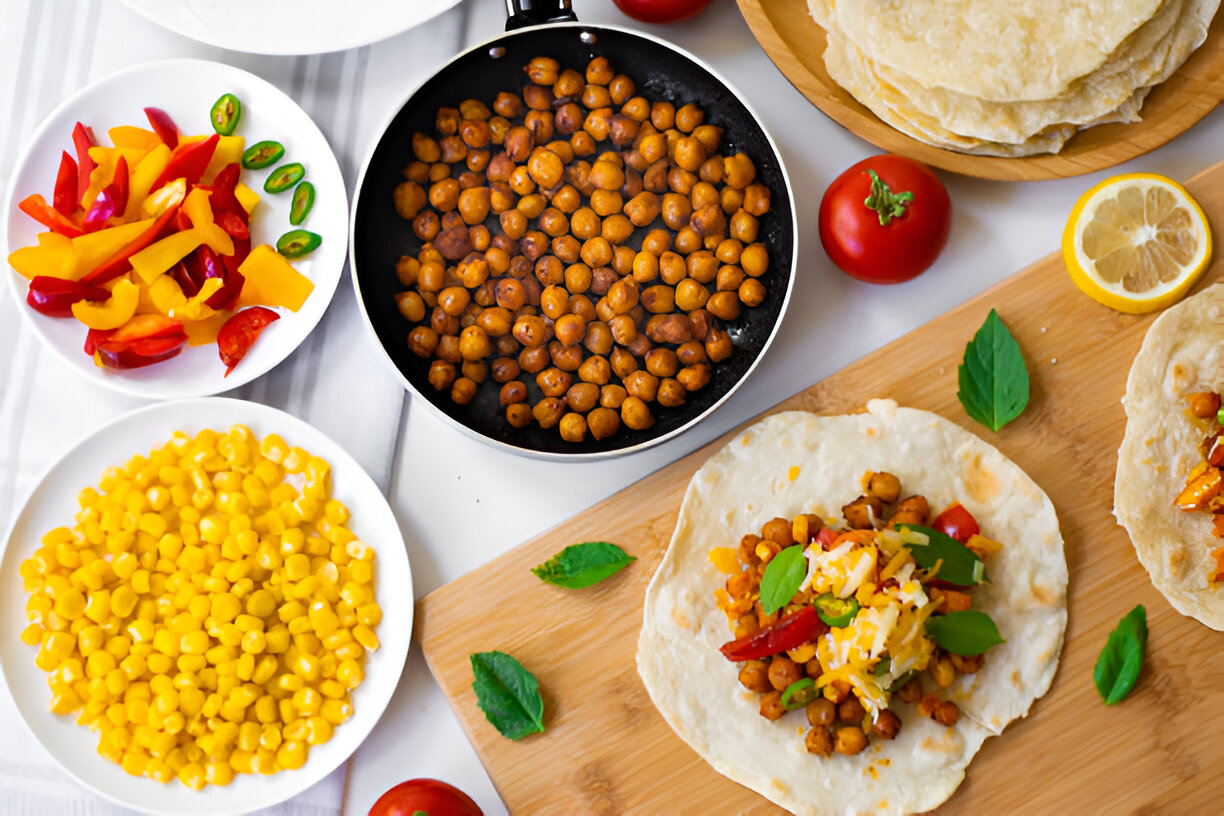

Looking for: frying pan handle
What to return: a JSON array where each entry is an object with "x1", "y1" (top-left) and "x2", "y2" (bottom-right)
[{"x1": 505, "y1": 0, "x2": 577, "y2": 30}]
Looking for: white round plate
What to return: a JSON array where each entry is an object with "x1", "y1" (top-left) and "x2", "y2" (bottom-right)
[
  {"x1": 3, "y1": 58, "x2": 348, "y2": 399},
  {"x1": 117, "y1": 0, "x2": 460, "y2": 55},
  {"x1": 0, "y1": 398, "x2": 412, "y2": 815}
]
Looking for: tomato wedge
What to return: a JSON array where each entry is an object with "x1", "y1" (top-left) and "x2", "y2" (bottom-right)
[
  {"x1": 217, "y1": 307, "x2": 280, "y2": 376},
  {"x1": 932, "y1": 503, "x2": 980, "y2": 544}
]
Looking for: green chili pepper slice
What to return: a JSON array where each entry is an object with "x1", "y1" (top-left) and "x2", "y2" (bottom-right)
[
  {"x1": 264, "y1": 163, "x2": 305, "y2": 194},
  {"x1": 241, "y1": 140, "x2": 285, "y2": 170},
  {"x1": 780, "y1": 677, "x2": 818, "y2": 711},
  {"x1": 814, "y1": 593, "x2": 860, "y2": 627},
  {"x1": 873, "y1": 657, "x2": 891, "y2": 677},
  {"x1": 276, "y1": 229, "x2": 321, "y2": 259},
  {"x1": 1217, "y1": 405, "x2": 1224, "y2": 426},
  {"x1": 289, "y1": 181, "x2": 315, "y2": 226},
  {"x1": 210, "y1": 93, "x2": 242, "y2": 136}
]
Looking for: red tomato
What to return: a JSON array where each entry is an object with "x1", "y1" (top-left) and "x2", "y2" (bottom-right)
[
  {"x1": 818, "y1": 154, "x2": 951, "y2": 284},
  {"x1": 368, "y1": 779, "x2": 483, "y2": 816},
  {"x1": 612, "y1": 0, "x2": 714, "y2": 23},
  {"x1": 932, "y1": 503, "x2": 980, "y2": 544}
]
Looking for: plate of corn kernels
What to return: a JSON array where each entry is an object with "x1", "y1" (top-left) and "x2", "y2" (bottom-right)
[{"x1": 0, "y1": 397, "x2": 411, "y2": 814}]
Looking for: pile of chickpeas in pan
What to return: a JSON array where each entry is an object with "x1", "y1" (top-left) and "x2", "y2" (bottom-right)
[{"x1": 391, "y1": 54, "x2": 773, "y2": 443}]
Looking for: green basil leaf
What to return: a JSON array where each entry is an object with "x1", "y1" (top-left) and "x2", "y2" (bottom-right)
[
  {"x1": 1093, "y1": 605, "x2": 1147, "y2": 705},
  {"x1": 531, "y1": 542, "x2": 635, "y2": 589},
  {"x1": 759, "y1": 544, "x2": 807, "y2": 614},
  {"x1": 898, "y1": 524, "x2": 985, "y2": 586},
  {"x1": 925, "y1": 610, "x2": 1004, "y2": 655},
  {"x1": 470, "y1": 651, "x2": 545, "y2": 740},
  {"x1": 957, "y1": 308, "x2": 1030, "y2": 432}
]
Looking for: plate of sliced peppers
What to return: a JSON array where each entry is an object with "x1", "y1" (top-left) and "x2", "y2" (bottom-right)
[{"x1": 3, "y1": 58, "x2": 348, "y2": 398}]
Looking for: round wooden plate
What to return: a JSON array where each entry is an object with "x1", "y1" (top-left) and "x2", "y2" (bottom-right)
[{"x1": 737, "y1": 0, "x2": 1224, "y2": 180}]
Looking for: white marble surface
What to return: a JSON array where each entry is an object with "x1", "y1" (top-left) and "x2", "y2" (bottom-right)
[{"x1": 1, "y1": 0, "x2": 1221, "y2": 814}]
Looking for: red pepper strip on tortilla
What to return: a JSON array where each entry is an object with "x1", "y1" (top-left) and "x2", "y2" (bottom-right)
[{"x1": 719, "y1": 606, "x2": 827, "y2": 662}]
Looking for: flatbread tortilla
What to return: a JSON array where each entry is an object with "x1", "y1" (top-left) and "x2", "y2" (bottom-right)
[
  {"x1": 1116, "y1": 284, "x2": 1224, "y2": 628},
  {"x1": 638, "y1": 400, "x2": 1068, "y2": 815}
]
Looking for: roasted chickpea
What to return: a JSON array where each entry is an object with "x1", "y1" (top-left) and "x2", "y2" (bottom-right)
[
  {"x1": 743, "y1": 183, "x2": 771, "y2": 216},
  {"x1": 461, "y1": 359, "x2": 487, "y2": 383},
  {"x1": 459, "y1": 119, "x2": 491, "y2": 149},
  {"x1": 534, "y1": 207, "x2": 566, "y2": 238},
  {"x1": 740, "y1": 242, "x2": 769, "y2": 277},
  {"x1": 656, "y1": 253, "x2": 685, "y2": 287},
  {"x1": 638, "y1": 132, "x2": 668, "y2": 164},
  {"x1": 706, "y1": 327, "x2": 732, "y2": 362},
  {"x1": 553, "y1": 68, "x2": 584, "y2": 98},
  {"x1": 517, "y1": 344, "x2": 548, "y2": 374},
  {"x1": 502, "y1": 402, "x2": 531, "y2": 428},
  {"x1": 555, "y1": 412, "x2": 586, "y2": 443},
  {"x1": 607, "y1": 113, "x2": 639, "y2": 146},
  {"x1": 476, "y1": 305, "x2": 513, "y2": 338},
  {"x1": 654, "y1": 377, "x2": 685, "y2": 407},
  {"x1": 608, "y1": 348, "x2": 636, "y2": 380},
  {"x1": 834, "y1": 726, "x2": 867, "y2": 755},
  {"x1": 759, "y1": 690, "x2": 786, "y2": 721},
  {"x1": 416, "y1": 260, "x2": 446, "y2": 293},
  {"x1": 806, "y1": 697, "x2": 837, "y2": 728},
  {"x1": 672, "y1": 102, "x2": 703, "y2": 133},
  {"x1": 527, "y1": 147, "x2": 564, "y2": 189},
  {"x1": 891, "y1": 495, "x2": 931, "y2": 527},
  {"x1": 532, "y1": 397, "x2": 565, "y2": 428},
  {"x1": 552, "y1": 313, "x2": 585, "y2": 347},
  {"x1": 393, "y1": 291, "x2": 425, "y2": 324},
  {"x1": 582, "y1": 82, "x2": 613, "y2": 108},
  {"x1": 598, "y1": 384, "x2": 627, "y2": 410},
  {"x1": 579, "y1": 237, "x2": 613, "y2": 269},
  {"x1": 661, "y1": 193, "x2": 693, "y2": 231},
  {"x1": 737, "y1": 660, "x2": 772, "y2": 693},
  {"x1": 676, "y1": 363, "x2": 711, "y2": 392},
  {"x1": 731, "y1": 278, "x2": 763, "y2": 310},
  {"x1": 566, "y1": 382, "x2": 600, "y2": 413},
  {"x1": 539, "y1": 285, "x2": 569, "y2": 320},
  {"x1": 440, "y1": 210, "x2": 465, "y2": 231},
  {"x1": 593, "y1": 265, "x2": 621, "y2": 295},
  {"x1": 435, "y1": 286, "x2": 469, "y2": 318},
  {"x1": 623, "y1": 370, "x2": 659, "y2": 402},
  {"x1": 649, "y1": 100, "x2": 676, "y2": 130},
  {"x1": 512, "y1": 314, "x2": 549, "y2": 348},
  {"x1": 674, "y1": 278, "x2": 711, "y2": 312},
  {"x1": 516, "y1": 231, "x2": 546, "y2": 264},
  {"x1": 690, "y1": 203, "x2": 727, "y2": 239},
  {"x1": 635, "y1": 228, "x2": 668, "y2": 258},
  {"x1": 546, "y1": 139, "x2": 576, "y2": 165},
  {"x1": 590, "y1": 189, "x2": 623, "y2": 217},
  {"x1": 705, "y1": 290, "x2": 741, "y2": 321},
  {"x1": 643, "y1": 159, "x2": 669, "y2": 193},
  {"x1": 838, "y1": 696, "x2": 866, "y2": 724},
  {"x1": 588, "y1": 160, "x2": 625, "y2": 192},
  {"x1": 497, "y1": 210, "x2": 527, "y2": 242},
  {"x1": 864, "y1": 471, "x2": 902, "y2": 503},
  {"x1": 492, "y1": 91, "x2": 523, "y2": 118},
  {"x1": 428, "y1": 178, "x2": 461, "y2": 212},
  {"x1": 412, "y1": 132, "x2": 441, "y2": 163},
  {"x1": 675, "y1": 342, "x2": 707, "y2": 368},
  {"x1": 599, "y1": 214, "x2": 632, "y2": 246},
  {"x1": 621, "y1": 395, "x2": 654, "y2": 431},
  {"x1": 643, "y1": 349, "x2": 678, "y2": 380},
  {"x1": 934, "y1": 701, "x2": 960, "y2": 727},
  {"x1": 585, "y1": 56, "x2": 614, "y2": 85},
  {"x1": 439, "y1": 134, "x2": 467, "y2": 165},
  {"x1": 551, "y1": 183, "x2": 582, "y2": 213},
  {"x1": 407, "y1": 323, "x2": 441, "y2": 358},
  {"x1": 549, "y1": 235, "x2": 579, "y2": 265},
  {"x1": 673, "y1": 136, "x2": 707, "y2": 173},
  {"x1": 523, "y1": 82, "x2": 555, "y2": 111},
  {"x1": 436, "y1": 107, "x2": 460, "y2": 135},
  {"x1": 607, "y1": 314, "x2": 637, "y2": 346},
  {"x1": 949, "y1": 653, "x2": 984, "y2": 674},
  {"x1": 536, "y1": 367, "x2": 572, "y2": 398},
  {"x1": 395, "y1": 255, "x2": 421, "y2": 287},
  {"x1": 393, "y1": 181, "x2": 427, "y2": 221},
  {"x1": 730, "y1": 209, "x2": 760, "y2": 243},
  {"x1": 426, "y1": 359, "x2": 457, "y2": 392},
  {"x1": 583, "y1": 107, "x2": 613, "y2": 141},
  {"x1": 766, "y1": 656, "x2": 801, "y2": 692},
  {"x1": 549, "y1": 342, "x2": 584, "y2": 372},
  {"x1": 715, "y1": 264, "x2": 746, "y2": 293},
  {"x1": 457, "y1": 325, "x2": 491, "y2": 361},
  {"x1": 724, "y1": 152, "x2": 756, "y2": 188},
  {"x1": 504, "y1": 125, "x2": 533, "y2": 163},
  {"x1": 581, "y1": 406, "x2": 617, "y2": 441}
]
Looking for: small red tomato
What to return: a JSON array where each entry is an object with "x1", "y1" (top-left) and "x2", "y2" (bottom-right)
[
  {"x1": 932, "y1": 503, "x2": 980, "y2": 544},
  {"x1": 612, "y1": 0, "x2": 714, "y2": 23},
  {"x1": 217, "y1": 306, "x2": 280, "y2": 377},
  {"x1": 368, "y1": 778, "x2": 483, "y2": 816},
  {"x1": 818, "y1": 154, "x2": 951, "y2": 284}
]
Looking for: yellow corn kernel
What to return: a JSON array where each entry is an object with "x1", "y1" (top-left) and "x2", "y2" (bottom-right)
[
  {"x1": 44, "y1": 630, "x2": 75, "y2": 661},
  {"x1": 278, "y1": 697, "x2": 296, "y2": 723},
  {"x1": 348, "y1": 560, "x2": 374, "y2": 584},
  {"x1": 26, "y1": 594, "x2": 52, "y2": 625},
  {"x1": 86, "y1": 650, "x2": 117, "y2": 679},
  {"x1": 264, "y1": 626, "x2": 291, "y2": 654},
  {"x1": 147, "y1": 653, "x2": 173, "y2": 675},
  {"x1": 335, "y1": 642, "x2": 364, "y2": 663},
  {"x1": 206, "y1": 759, "x2": 234, "y2": 786},
  {"x1": 352, "y1": 624, "x2": 380, "y2": 652},
  {"x1": 229, "y1": 749, "x2": 255, "y2": 775},
  {"x1": 21, "y1": 623, "x2": 44, "y2": 646},
  {"x1": 54, "y1": 588, "x2": 86, "y2": 620},
  {"x1": 240, "y1": 630, "x2": 267, "y2": 655},
  {"x1": 277, "y1": 739, "x2": 307, "y2": 770},
  {"x1": 292, "y1": 686, "x2": 321, "y2": 716},
  {"x1": 336, "y1": 659, "x2": 364, "y2": 690},
  {"x1": 277, "y1": 601, "x2": 306, "y2": 623},
  {"x1": 180, "y1": 631, "x2": 209, "y2": 655},
  {"x1": 176, "y1": 762, "x2": 206, "y2": 790},
  {"x1": 284, "y1": 553, "x2": 310, "y2": 582},
  {"x1": 283, "y1": 718, "x2": 309, "y2": 741},
  {"x1": 238, "y1": 721, "x2": 261, "y2": 752},
  {"x1": 276, "y1": 673, "x2": 304, "y2": 693},
  {"x1": 138, "y1": 512, "x2": 167, "y2": 538},
  {"x1": 147, "y1": 758, "x2": 174, "y2": 783},
  {"x1": 307, "y1": 600, "x2": 339, "y2": 638}
]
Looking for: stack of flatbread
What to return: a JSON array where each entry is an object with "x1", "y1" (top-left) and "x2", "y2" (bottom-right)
[{"x1": 808, "y1": 0, "x2": 1220, "y2": 156}]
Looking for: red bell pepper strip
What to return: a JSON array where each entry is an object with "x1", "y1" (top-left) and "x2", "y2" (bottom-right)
[
  {"x1": 719, "y1": 606, "x2": 827, "y2": 662},
  {"x1": 221, "y1": 235, "x2": 251, "y2": 279},
  {"x1": 84, "y1": 328, "x2": 111, "y2": 356},
  {"x1": 26, "y1": 276, "x2": 112, "y2": 317},
  {"x1": 171, "y1": 260, "x2": 199, "y2": 297},
  {"x1": 186, "y1": 244, "x2": 243, "y2": 310},
  {"x1": 150, "y1": 133, "x2": 219, "y2": 193},
  {"x1": 932, "y1": 503, "x2": 980, "y2": 544},
  {"x1": 18, "y1": 194, "x2": 85, "y2": 237},
  {"x1": 217, "y1": 307, "x2": 279, "y2": 376},
  {"x1": 97, "y1": 338, "x2": 185, "y2": 369},
  {"x1": 212, "y1": 163, "x2": 240, "y2": 195},
  {"x1": 815, "y1": 527, "x2": 840, "y2": 551},
  {"x1": 80, "y1": 203, "x2": 180, "y2": 285},
  {"x1": 83, "y1": 156, "x2": 129, "y2": 232},
  {"x1": 72, "y1": 123, "x2": 96, "y2": 207},
  {"x1": 143, "y1": 107, "x2": 179, "y2": 150},
  {"x1": 53, "y1": 152, "x2": 78, "y2": 216}
]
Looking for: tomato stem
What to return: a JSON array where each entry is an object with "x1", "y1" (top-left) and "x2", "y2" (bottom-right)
[{"x1": 863, "y1": 169, "x2": 914, "y2": 226}]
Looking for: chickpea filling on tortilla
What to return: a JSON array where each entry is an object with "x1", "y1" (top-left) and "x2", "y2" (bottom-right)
[
  {"x1": 709, "y1": 470, "x2": 1004, "y2": 758},
  {"x1": 1176, "y1": 391, "x2": 1224, "y2": 580}
]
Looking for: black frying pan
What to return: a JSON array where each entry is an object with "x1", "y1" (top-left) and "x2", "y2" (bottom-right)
[{"x1": 349, "y1": 0, "x2": 795, "y2": 459}]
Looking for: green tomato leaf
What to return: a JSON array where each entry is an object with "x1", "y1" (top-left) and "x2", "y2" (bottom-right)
[
  {"x1": 1094, "y1": 605, "x2": 1147, "y2": 705},
  {"x1": 531, "y1": 542, "x2": 635, "y2": 589},
  {"x1": 759, "y1": 545, "x2": 807, "y2": 614},
  {"x1": 470, "y1": 651, "x2": 545, "y2": 740},
  {"x1": 898, "y1": 524, "x2": 985, "y2": 586},
  {"x1": 957, "y1": 308, "x2": 1030, "y2": 432},
  {"x1": 925, "y1": 610, "x2": 1004, "y2": 655}
]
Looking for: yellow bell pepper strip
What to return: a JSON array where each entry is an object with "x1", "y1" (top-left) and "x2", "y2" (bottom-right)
[
  {"x1": 71, "y1": 277, "x2": 139, "y2": 330},
  {"x1": 83, "y1": 156, "x2": 129, "y2": 232},
  {"x1": 130, "y1": 228, "x2": 204, "y2": 285},
  {"x1": 8, "y1": 232, "x2": 76, "y2": 280},
  {"x1": 107, "y1": 126, "x2": 159, "y2": 151},
  {"x1": 146, "y1": 274, "x2": 187, "y2": 315},
  {"x1": 182, "y1": 187, "x2": 235, "y2": 256},
  {"x1": 80, "y1": 205, "x2": 180, "y2": 285},
  {"x1": 170, "y1": 278, "x2": 224, "y2": 321},
  {"x1": 71, "y1": 218, "x2": 155, "y2": 281},
  {"x1": 182, "y1": 311, "x2": 228, "y2": 346},
  {"x1": 124, "y1": 143, "x2": 171, "y2": 220},
  {"x1": 234, "y1": 183, "x2": 259, "y2": 216},
  {"x1": 236, "y1": 244, "x2": 314, "y2": 312},
  {"x1": 82, "y1": 146, "x2": 147, "y2": 209},
  {"x1": 180, "y1": 134, "x2": 244, "y2": 183},
  {"x1": 141, "y1": 177, "x2": 186, "y2": 218}
]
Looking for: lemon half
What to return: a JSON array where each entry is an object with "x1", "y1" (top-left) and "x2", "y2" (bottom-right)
[{"x1": 1062, "y1": 172, "x2": 1212, "y2": 314}]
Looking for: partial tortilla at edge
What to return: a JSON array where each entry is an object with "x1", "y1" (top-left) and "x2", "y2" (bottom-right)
[
  {"x1": 1116, "y1": 284, "x2": 1224, "y2": 629},
  {"x1": 637, "y1": 401, "x2": 1068, "y2": 816}
]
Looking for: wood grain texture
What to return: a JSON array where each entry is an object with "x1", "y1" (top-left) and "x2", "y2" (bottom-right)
[
  {"x1": 418, "y1": 161, "x2": 1224, "y2": 814},
  {"x1": 736, "y1": 0, "x2": 1224, "y2": 181}
]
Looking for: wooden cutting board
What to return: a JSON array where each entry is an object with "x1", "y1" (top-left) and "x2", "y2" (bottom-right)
[
  {"x1": 735, "y1": 0, "x2": 1224, "y2": 181},
  {"x1": 417, "y1": 162, "x2": 1224, "y2": 814}
]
